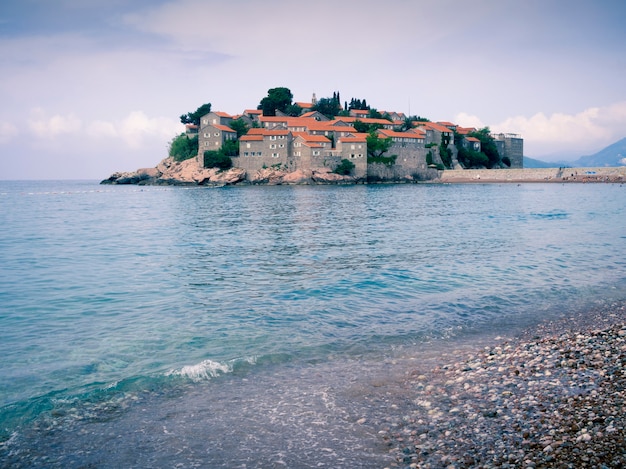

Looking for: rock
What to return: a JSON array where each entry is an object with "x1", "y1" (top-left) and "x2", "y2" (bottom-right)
[
  {"x1": 312, "y1": 168, "x2": 355, "y2": 184},
  {"x1": 101, "y1": 157, "x2": 245, "y2": 186}
]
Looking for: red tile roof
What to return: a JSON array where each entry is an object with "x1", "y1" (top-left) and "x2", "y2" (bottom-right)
[
  {"x1": 378, "y1": 129, "x2": 425, "y2": 139},
  {"x1": 213, "y1": 124, "x2": 236, "y2": 133}
]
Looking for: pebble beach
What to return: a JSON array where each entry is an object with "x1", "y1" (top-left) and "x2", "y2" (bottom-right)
[{"x1": 381, "y1": 300, "x2": 626, "y2": 468}]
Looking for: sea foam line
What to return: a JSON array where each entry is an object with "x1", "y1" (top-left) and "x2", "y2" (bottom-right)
[{"x1": 166, "y1": 357, "x2": 257, "y2": 382}]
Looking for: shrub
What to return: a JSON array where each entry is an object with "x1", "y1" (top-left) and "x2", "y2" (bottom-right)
[
  {"x1": 169, "y1": 134, "x2": 198, "y2": 162},
  {"x1": 333, "y1": 159, "x2": 355, "y2": 175},
  {"x1": 204, "y1": 151, "x2": 232, "y2": 169}
]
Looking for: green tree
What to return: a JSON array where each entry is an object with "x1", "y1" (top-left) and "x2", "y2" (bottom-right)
[
  {"x1": 469, "y1": 127, "x2": 500, "y2": 168},
  {"x1": 354, "y1": 120, "x2": 382, "y2": 134},
  {"x1": 366, "y1": 131, "x2": 393, "y2": 160},
  {"x1": 180, "y1": 102, "x2": 212, "y2": 126},
  {"x1": 258, "y1": 87, "x2": 293, "y2": 116},
  {"x1": 285, "y1": 103, "x2": 303, "y2": 117},
  {"x1": 229, "y1": 118, "x2": 249, "y2": 138},
  {"x1": 313, "y1": 94, "x2": 342, "y2": 119},
  {"x1": 368, "y1": 108, "x2": 383, "y2": 119},
  {"x1": 333, "y1": 159, "x2": 355, "y2": 175},
  {"x1": 169, "y1": 133, "x2": 198, "y2": 162},
  {"x1": 221, "y1": 139, "x2": 239, "y2": 157}
]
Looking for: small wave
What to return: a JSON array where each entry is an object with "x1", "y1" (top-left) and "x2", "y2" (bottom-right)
[
  {"x1": 167, "y1": 357, "x2": 257, "y2": 382},
  {"x1": 530, "y1": 211, "x2": 569, "y2": 219}
]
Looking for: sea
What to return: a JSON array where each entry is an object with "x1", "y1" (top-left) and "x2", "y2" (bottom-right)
[{"x1": 0, "y1": 180, "x2": 625, "y2": 468}]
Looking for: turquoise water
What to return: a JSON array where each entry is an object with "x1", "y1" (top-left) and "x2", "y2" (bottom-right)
[{"x1": 1, "y1": 180, "x2": 625, "y2": 467}]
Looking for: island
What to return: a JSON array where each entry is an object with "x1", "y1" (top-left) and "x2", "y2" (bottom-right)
[{"x1": 102, "y1": 87, "x2": 624, "y2": 185}]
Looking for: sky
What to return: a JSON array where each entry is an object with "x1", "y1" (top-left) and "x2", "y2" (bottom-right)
[{"x1": 1, "y1": 0, "x2": 625, "y2": 179}]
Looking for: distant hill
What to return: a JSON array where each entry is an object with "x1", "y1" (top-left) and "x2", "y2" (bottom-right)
[
  {"x1": 523, "y1": 157, "x2": 563, "y2": 168},
  {"x1": 572, "y1": 137, "x2": 626, "y2": 167},
  {"x1": 523, "y1": 137, "x2": 626, "y2": 168}
]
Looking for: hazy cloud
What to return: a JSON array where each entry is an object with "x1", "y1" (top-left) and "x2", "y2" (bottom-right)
[
  {"x1": 0, "y1": 121, "x2": 19, "y2": 143},
  {"x1": 28, "y1": 109, "x2": 82, "y2": 138},
  {"x1": 456, "y1": 101, "x2": 626, "y2": 157}
]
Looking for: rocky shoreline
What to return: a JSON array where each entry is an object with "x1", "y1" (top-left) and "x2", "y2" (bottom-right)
[
  {"x1": 382, "y1": 300, "x2": 626, "y2": 468},
  {"x1": 100, "y1": 156, "x2": 360, "y2": 186},
  {"x1": 102, "y1": 157, "x2": 626, "y2": 186}
]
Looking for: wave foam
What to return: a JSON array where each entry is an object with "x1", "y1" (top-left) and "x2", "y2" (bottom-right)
[{"x1": 167, "y1": 357, "x2": 257, "y2": 382}]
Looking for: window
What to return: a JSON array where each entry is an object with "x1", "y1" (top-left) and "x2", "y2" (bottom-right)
[
  {"x1": 279, "y1": 144, "x2": 284, "y2": 148},
  {"x1": 202, "y1": 119, "x2": 207, "y2": 125},
  {"x1": 295, "y1": 151, "x2": 301, "y2": 156},
  {"x1": 279, "y1": 135, "x2": 285, "y2": 139},
  {"x1": 313, "y1": 150, "x2": 320, "y2": 156},
  {"x1": 351, "y1": 144, "x2": 355, "y2": 150},
  {"x1": 270, "y1": 144, "x2": 277, "y2": 149},
  {"x1": 269, "y1": 135, "x2": 277, "y2": 140},
  {"x1": 272, "y1": 152, "x2": 279, "y2": 158},
  {"x1": 214, "y1": 132, "x2": 220, "y2": 136},
  {"x1": 204, "y1": 133, "x2": 209, "y2": 138},
  {"x1": 246, "y1": 143, "x2": 251, "y2": 148},
  {"x1": 244, "y1": 152, "x2": 249, "y2": 157}
]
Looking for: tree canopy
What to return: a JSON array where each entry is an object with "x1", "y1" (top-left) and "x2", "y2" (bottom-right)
[
  {"x1": 454, "y1": 127, "x2": 501, "y2": 169},
  {"x1": 169, "y1": 133, "x2": 198, "y2": 162},
  {"x1": 180, "y1": 103, "x2": 212, "y2": 126},
  {"x1": 258, "y1": 87, "x2": 293, "y2": 116}
]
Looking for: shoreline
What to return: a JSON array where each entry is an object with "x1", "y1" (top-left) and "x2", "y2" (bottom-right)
[{"x1": 382, "y1": 299, "x2": 626, "y2": 468}]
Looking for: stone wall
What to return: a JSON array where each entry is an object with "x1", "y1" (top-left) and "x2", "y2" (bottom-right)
[{"x1": 438, "y1": 167, "x2": 626, "y2": 183}]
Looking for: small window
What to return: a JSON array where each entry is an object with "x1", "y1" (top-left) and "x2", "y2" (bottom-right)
[
  {"x1": 244, "y1": 152, "x2": 249, "y2": 157},
  {"x1": 214, "y1": 132, "x2": 220, "y2": 136},
  {"x1": 272, "y1": 152, "x2": 279, "y2": 158},
  {"x1": 270, "y1": 144, "x2": 277, "y2": 149},
  {"x1": 246, "y1": 143, "x2": 251, "y2": 148}
]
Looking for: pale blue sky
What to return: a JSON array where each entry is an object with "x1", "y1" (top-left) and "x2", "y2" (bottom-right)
[{"x1": 1, "y1": 0, "x2": 625, "y2": 179}]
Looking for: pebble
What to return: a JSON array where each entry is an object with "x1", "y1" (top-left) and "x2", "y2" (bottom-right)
[{"x1": 384, "y1": 301, "x2": 626, "y2": 468}]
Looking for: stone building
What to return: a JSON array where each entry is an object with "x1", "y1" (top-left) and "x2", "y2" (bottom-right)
[{"x1": 492, "y1": 133, "x2": 524, "y2": 168}]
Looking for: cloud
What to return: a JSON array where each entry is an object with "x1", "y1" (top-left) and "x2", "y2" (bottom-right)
[
  {"x1": 117, "y1": 111, "x2": 182, "y2": 148},
  {"x1": 0, "y1": 121, "x2": 19, "y2": 143},
  {"x1": 456, "y1": 101, "x2": 626, "y2": 156},
  {"x1": 27, "y1": 109, "x2": 82, "y2": 138}
]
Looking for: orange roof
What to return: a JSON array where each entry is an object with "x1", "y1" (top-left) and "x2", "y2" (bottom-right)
[
  {"x1": 296, "y1": 102, "x2": 314, "y2": 109},
  {"x1": 465, "y1": 136, "x2": 480, "y2": 142},
  {"x1": 378, "y1": 129, "x2": 424, "y2": 139},
  {"x1": 244, "y1": 109, "x2": 262, "y2": 115},
  {"x1": 339, "y1": 135, "x2": 367, "y2": 143},
  {"x1": 214, "y1": 111, "x2": 232, "y2": 118},
  {"x1": 335, "y1": 116, "x2": 393, "y2": 126},
  {"x1": 455, "y1": 126, "x2": 476, "y2": 135},
  {"x1": 294, "y1": 133, "x2": 331, "y2": 143},
  {"x1": 213, "y1": 124, "x2": 236, "y2": 133},
  {"x1": 416, "y1": 122, "x2": 453, "y2": 133},
  {"x1": 243, "y1": 128, "x2": 291, "y2": 137},
  {"x1": 306, "y1": 122, "x2": 356, "y2": 132},
  {"x1": 240, "y1": 134, "x2": 263, "y2": 141}
]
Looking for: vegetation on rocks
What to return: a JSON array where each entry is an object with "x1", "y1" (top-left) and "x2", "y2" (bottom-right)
[
  {"x1": 333, "y1": 159, "x2": 355, "y2": 176},
  {"x1": 169, "y1": 133, "x2": 198, "y2": 162}
]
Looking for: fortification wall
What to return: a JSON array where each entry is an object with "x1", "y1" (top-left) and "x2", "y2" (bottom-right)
[{"x1": 438, "y1": 167, "x2": 626, "y2": 183}]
